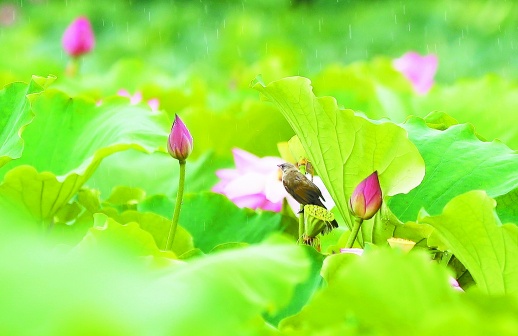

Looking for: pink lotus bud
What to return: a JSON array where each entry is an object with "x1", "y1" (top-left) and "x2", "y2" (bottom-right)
[
  {"x1": 349, "y1": 171, "x2": 382, "y2": 220},
  {"x1": 167, "y1": 115, "x2": 193, "y2": 161},
  {"x1": 62, "y1": 17, "x2": 95, "y2": 57}
]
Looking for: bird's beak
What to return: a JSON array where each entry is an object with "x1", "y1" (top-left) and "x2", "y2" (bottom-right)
[{"x1": 277, "y1": 164, "x2": 282, "y2": 168}]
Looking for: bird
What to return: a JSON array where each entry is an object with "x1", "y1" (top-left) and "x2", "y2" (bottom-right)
[{"x1": 277, "y1": 162, "x2": 338, "y2": 228}]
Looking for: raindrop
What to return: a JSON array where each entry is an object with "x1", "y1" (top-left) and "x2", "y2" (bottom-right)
[
  {"x1": 408, "y1": 23, "x2": 410, "y2": 31},
  {"x1": 348, "y1": 24, "x2": 352, "y2": 39},
  {"x1": 394, "y1": 14, "x2": 397, "y2": 24}
]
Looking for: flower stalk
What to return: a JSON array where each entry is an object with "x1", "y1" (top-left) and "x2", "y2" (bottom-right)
[
  {"x1": 166, "y1": 160, "x2": 186, "y2": 251},
  {"x1": 345, "y1": 217, "x2": 363, "y2": 248}
]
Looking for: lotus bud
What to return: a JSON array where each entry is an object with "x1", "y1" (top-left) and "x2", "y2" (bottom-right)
[
  {"x1": 349, "y1": 171, "x2": 382, "y2": 220},
  {"x1": 167, "y1": 114, "x2": 193, "y2": 161},
  {"x1": 62, "y1": 17, "x2": 95, "y2": 57}
]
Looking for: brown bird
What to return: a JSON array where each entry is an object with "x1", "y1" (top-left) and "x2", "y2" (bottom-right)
[{"x1": 278, "y1": 162, "x2": 338, "y2": 228}]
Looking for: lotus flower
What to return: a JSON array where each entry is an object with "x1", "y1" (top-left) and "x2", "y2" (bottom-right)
[
  {"x1": 212, "y1": 148, "x2": 333, "y2": 212},
  {"x1": 393, "y1": 52, "x2": 438, "y2": 94},
  {"x1": 62, "y1": 17, "x2": 95, "y2": 57},
  {"x1": 0, "y1": 4, "x2": 16, "y2": 26},
  {"x1": 117, "y1": 89, "x2": 160, "y2": 111},
  {"x1": 167, "y1": 115, "x2": 193, "y2": 161},
  {"x1": 349, "y1": 171, "x2": 382, "y2": 220}
]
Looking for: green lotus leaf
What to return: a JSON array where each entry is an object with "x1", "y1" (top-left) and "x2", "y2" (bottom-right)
[
  {"x1": 0, "y1": 89, "x2": 169, "y2": 225},
  {"x1": 87, "y1": 150, "x2": 231, "y2": 200},
  {"x1": 390, "y1": 116, "x2": 518, "y2": 222},
  {"x1": 0, "y1": 76, "x2": 55, "y2": 168},
  {"x1": 253, "y1": 76, "x2": 425, "y2": 233},
  {"x1": 104, "y1": 186, "x2": 147, "y2": 208},
  {"x1": 417, "y1": 75, "x2": 518, "y2": 149},
  {"x1": 0, "y1": 233, "x2": 310, "y2": 335},
  {"x1": 311, "y1": 58, "x2": 414, "y2": 121},
  {"x1": 75, "y1": 213, "x2": 176, "y2": 259},
  {"x1": 288, "y1": 135, "x2": 307, "y2": 163},
  {"x1": 45, "y1": 185, "x2": 194, "y2": 256},
  {"x1": 140, "y1": 191, "x2": 298, "y2": 253},
  {"x1": 267, "y1": 244, "x2": 325, "y2": 326},
  {"x1": 280, "y1": 248, "x2": 458, "y2": 335},
  {"x1": 495, "y1": 188, "x2": 518, "y2": 224},
  {"x1": 418, "y1": 190, "x2": 518, "y2": 295},
  {"x1": 114, "y1": 210, "x2": 194, "y2": 257}
]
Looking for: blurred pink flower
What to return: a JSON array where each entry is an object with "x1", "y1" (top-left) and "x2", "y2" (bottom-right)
[
  {"x1": 393, "y1": 52, "x2": 438, "y2": 94},
  {"x1": 117, "y1": 89, "x2": 160, "y2": 111},
  {"x1": 213, "y1": 148, "x2": 334, "y2": 212},
  {"x1": 213, "y1": 148, "x2": 287, "y2": 212},
  {"x1": 62, "y1": 17, "x2": 95, "y2": 57},
  {"x1": 0, "y1": 4, "x2": 16, "y2": 26},
  {"x1": 147, "y1": 98, "x2": 160, "y2": 111}
]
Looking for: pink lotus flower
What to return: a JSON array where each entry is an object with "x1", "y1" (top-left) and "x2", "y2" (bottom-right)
[
  {"x1": 0, "y1": 4, "x2": 16, "y2": 26},
  {"x1": 393, "y1": 52, "x2": 438, "y2": 94},
  {"x1": 167, "y1": 115, "x2": 193, "y2": 161},
  {"x1": 349, "y1": 171, "x2": 382, "y2": 220},
  {"x1": 117, "y1": 89, "x2": 160, "y2": 111},
  {"x1": 62, "y1": 17, "x2": 95, "y2": 57},
  {"x1": 212, "y1": 148, "x2": 334, "y2": 212}
]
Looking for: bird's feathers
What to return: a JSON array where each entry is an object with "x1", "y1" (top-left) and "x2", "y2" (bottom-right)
[
  {"x1": 282, "y1": 169, "x2": 326, "y2": 208},
  {"x1": 279, "y1": 163, "x2": 338, "y2": 228}
]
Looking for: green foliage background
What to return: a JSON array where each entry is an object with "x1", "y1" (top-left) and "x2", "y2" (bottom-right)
[{"x1": 1, "y1": 0, "x2": 518, "y2": 334}]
